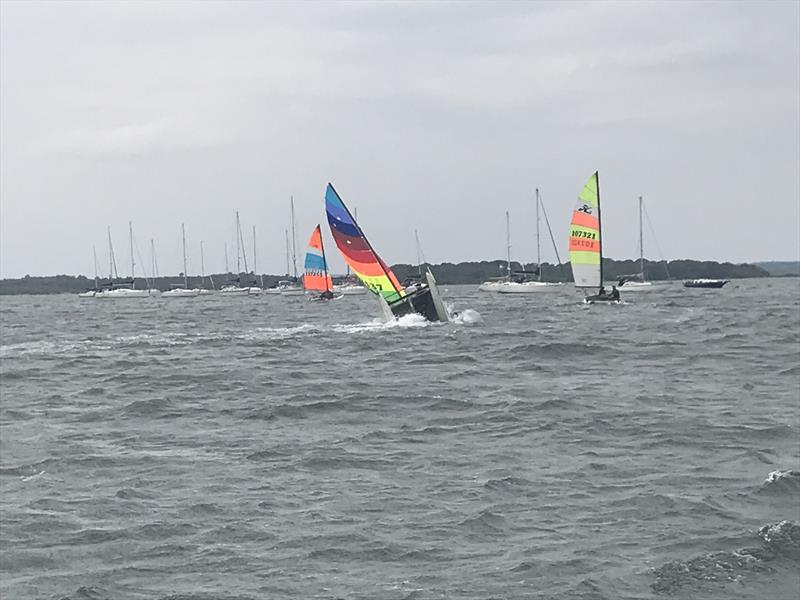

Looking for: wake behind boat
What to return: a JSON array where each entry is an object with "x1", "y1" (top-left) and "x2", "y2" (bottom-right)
[
  {"x1": 568, "y1": 171, "x2": 620, "y2": 304},
  {"x1": 325, "y1": 183, "x2": 449, "y2": 322}
]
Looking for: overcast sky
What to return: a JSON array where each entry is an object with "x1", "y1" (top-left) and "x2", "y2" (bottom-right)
[{"x1": 1, "y1": 0, "x2": 798, "y2": 278}]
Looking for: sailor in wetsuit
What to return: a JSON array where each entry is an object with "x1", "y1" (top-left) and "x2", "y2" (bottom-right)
[
  {"x1": 610, "y1": 285, "x2": 620, "y2": 300},
  {"x1": 320, "y1": 290, "x2": 335, "y2": 300},
  {"x1": 597, "y1": 286, "x2": 607, "y2": 297}
]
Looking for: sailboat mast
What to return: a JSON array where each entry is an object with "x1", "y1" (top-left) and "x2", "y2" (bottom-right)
[
  {"x1": 317, "y1": 225, "x2": 332, "y2": 292},
  {"x1": 284, "y1": 229, "x2": 290, "y2": 276},
  {"x1": 200, "y1": 241, "x2": 205, "y2": 279},
  {"x1": 596, "y1": 172, "x2": 604, "y2": 286},
  {"x1": 235, "y1": 212, "x2": 241, "y2": 273},
  {"x1": 181, "y1": 223, "x2": 188, "y2": 288},
  {"x1": 536, "y1": 188, "x2": 541, "y2": 281},
  {"x1": 506, "y1": 211, "x2": 511, "y2": 280},
  {"x1": 639, "y1": 195, "x2": 644, "y2": 281},
  {"x1": 252, "y1": 226, "x2": 257, "y2": 275},
  {"x1": 108, "y1": 226, "x2": 118, "y2": 280},
  {"x1": 128, "y1": 221, "x2": 135, "y2": 287},
  {"x1": 415, "y1": 229, "x2": 423, "y2": 277},
  {"x1": 150, "y1": 239, "x2": 158, "y2": 279},
  {"x1": 92, "y1": 245, "x2": 99, "y2": 287},
  {"x1": 290, "y1": 197, "x2": 298, "y2": 280}
]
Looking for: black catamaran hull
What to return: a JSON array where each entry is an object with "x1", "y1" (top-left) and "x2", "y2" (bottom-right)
[
  {"x1": 683, "y1": 280, "x2": 728, "y2": 288},
  {"x1": 584, "y1": 295, "x2": 621, "y2": 305},
  {"x1": 383, "y1": 272, "x2": 449, "y2": 322}
]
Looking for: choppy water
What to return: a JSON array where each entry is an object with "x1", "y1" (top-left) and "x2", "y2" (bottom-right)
[{"x1": 1, "y1": 279, "x2": 798, "y2": 600}]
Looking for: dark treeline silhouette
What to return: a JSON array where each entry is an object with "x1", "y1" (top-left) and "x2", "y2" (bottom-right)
[{"x1": 0, "y1": 259, "x2": 774, "y2": 295}]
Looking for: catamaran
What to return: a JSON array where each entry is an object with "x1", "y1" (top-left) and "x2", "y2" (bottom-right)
[
  {"x1": 568, "y1": 171, "x2": 620, "y2": 304},
  {"x1": 325, "y1": 183, "x2": 449, "y2": 322},
  {"x1": 302, "y1": 225, "x2": 338, "y2": 300}
]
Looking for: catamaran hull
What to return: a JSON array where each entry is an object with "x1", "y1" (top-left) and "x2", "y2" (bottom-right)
[
  {"x1": 584, "y1": 295, "x2": 621, "y2": 305},
  {"x1": 385, "y1": 272, "x2": 449, "y2": 322},
  {"x1": 684, "y1": 279, "x2": 728, "y2": 288}
]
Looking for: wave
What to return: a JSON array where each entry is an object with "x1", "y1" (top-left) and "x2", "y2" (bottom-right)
[
  {"x1": 760, "y1": 469, "x2": 800, "y2": 494},
  {"x1": 0, "y1": 458, "x2": 56, "y2": 477},
  {"x1": 651, "y1": 520, "x2": 800, "y2": 594}
]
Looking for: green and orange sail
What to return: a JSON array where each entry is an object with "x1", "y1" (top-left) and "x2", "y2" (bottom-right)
[
  {"x1": 325, "y1": 183, "x2": 405, "y2": 302},
  {"x1": 569, "y1": 171, "x2": 603, "y2": 288},
  {"x1": 302, "y1": 225, "x2": 333, "y2": 293}
]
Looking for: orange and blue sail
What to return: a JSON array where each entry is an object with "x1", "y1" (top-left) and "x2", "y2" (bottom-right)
[
  {"x1": 325, "y1": 183, "x2": 405, "y2": 302},
  {"x1": 569, "y1": 171, "x2": 602, "y2": 288},
  {"x1": 303, "y1": 225, "x2": 333, "y2": 292}
]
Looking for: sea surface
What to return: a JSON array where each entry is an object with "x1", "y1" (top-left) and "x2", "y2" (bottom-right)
[{"x1": 1, "y1": 279, "x2": 798, "y2": 600}]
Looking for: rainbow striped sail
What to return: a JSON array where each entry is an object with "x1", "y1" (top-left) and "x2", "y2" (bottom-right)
[
  {"x1": 325, "y1": 183, "x2": 405, "y2": 302},
  {"x1": 569, "y1": 171, "x2": 602, "y2": 288},
  {"x1": 303, "y1": 225, "x2": 333, "y2": 293}
]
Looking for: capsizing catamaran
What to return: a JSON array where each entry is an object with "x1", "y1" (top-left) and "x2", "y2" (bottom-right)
[
  {"x1": 325, "y1": 183, "x2": 450, "y2": 322},
  {"x1": 568, "y1": 171, "x2": 620, "y2": 304}
]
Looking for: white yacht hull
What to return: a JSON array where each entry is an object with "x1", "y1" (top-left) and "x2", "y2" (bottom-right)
[
  {"x1": 96, "y1": 288, "x2": 154, "y2": 299},
  {"x1": 333, "y1": 285, "x2": 367, "y2": 295},
  {"x1": 162, "y1": 288, "x2": 201, "y2": 298},
  {"x1": 219, "y1": 287, "x2": 250, "y2": 296},
  {"x1": 496, "y1": 282, "x2": 565, "y2": 293}
]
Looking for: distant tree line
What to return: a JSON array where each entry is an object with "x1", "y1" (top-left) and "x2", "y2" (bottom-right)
[{"x1": 0, "y1": 258, "x2": 775, "y2": 295}]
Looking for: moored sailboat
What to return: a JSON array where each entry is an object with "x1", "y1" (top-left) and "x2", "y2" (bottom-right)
[
  {"x1": 163, "y1": 224, "x2": 201, "y2": 298},
  {"x1": 325, "y1": 183, "x2": 449, "y2": 322},
  {"x1": 568, "y1": 171, "x2": 620, "y2": 304},
  {"x1": 497, "y1": 188, "x2": 565, "y2": 293}
]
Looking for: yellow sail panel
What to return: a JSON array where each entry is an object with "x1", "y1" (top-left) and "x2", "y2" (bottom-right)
[{"x1": 569, "y1": 171, "x2": 602, "y2": 288}]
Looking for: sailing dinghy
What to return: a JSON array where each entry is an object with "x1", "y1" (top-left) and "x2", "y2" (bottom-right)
[
  {"x1": 303, "y1": 225, "x2": 338, "y2": 300},
  {"x1": 325, "y1": 183, "x2": 449, "y2": 322},
  {"x1": 569, "y1": 171, "x2": 620, "y2": 304}
]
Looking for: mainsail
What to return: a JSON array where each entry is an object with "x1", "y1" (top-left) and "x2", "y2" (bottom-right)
[
  {"x1": 325, "y1": 183, "x2": 405, "y2": 302},
  {"x1": 303, "y1": 225, "x2": 333, "y2": 293},
  {"x1": 569, "y1": 171, "x2": 602, "y2": 288}
]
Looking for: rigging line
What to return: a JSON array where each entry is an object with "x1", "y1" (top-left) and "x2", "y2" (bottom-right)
[
  {"x1": 133, "y1": 237, "x2": 152, "y2": 288},
  {"x1": 643, "y1": 202, "x2": 671, "y2": 280},
  {"x1": 537, "y1": 189, "x2": 565, "y2": 276}
]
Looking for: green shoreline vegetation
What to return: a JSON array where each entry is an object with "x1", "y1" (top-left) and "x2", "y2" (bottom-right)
[{"x1": 0, "y1": 259, "x2": 792, "y2": 295}]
